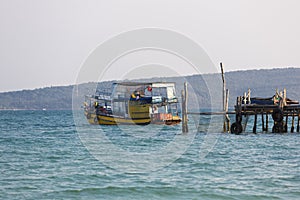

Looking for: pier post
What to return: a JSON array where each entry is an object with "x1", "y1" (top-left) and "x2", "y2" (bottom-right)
[
  {"x1": 253, "y1": 113, "x2": 257, "y2": 134},
  {"x1": 283, "y1": 88, "x2": 287, "y2": 106},
  {"x1": 247, "y1": 89, "x2": 251, "y2": 104},
  {"x1": 285, "y1": 115, "x2": 288, "y2": 133},
  {"x1": 297, "y1": 112, "x2": 300, "y2": 132},
  {"x1": 266, "y1": 113, "x2": 269, "y2": 132},
  {"x1": 220, "y1": 63, "x2": 227, "y2": 133},
  {"x1": 231, "y1": 96, "x2": 243, "y2": 134},
  {"x1": 291, "y1": 110, "x2": 295, "y2": 133},
  {"x1": 244, "y1": 115, "x2": 249, "y2": 132},
  {"x1": 261, "y1": 112, "x2": 265, "y2": 132},
  {"x1": 182, "y1": 82, "x2": 188, "y2": 133},
  {"x1": 225, "y1": 89, "x2": 230, "y2": 132}
]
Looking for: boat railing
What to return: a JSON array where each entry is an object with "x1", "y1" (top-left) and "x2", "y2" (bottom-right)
[{"x1": 152, "y1": 96, "x2": 178, "y2": 104}]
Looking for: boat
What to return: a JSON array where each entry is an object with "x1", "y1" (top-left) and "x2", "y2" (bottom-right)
[{"x1": 83, "y1": 82, "x2": 181, "y2": 125}]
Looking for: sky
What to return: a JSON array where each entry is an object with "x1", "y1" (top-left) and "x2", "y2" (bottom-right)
[{"x1": 0, "y1": 0, "x2": 300, "y2": 92}]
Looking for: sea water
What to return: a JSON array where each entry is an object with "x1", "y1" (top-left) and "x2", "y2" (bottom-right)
[{"x1": 1, "y1": 110, "x2": 300, "y2": 199}]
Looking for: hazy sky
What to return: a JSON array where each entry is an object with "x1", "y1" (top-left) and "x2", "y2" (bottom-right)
[{"x1": 1, "y1": 0, "x2": 300, "y2": 92}]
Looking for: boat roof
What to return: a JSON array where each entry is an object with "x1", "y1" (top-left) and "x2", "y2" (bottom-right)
[{"x1": 113, "y1": 82, "x2": 176, "y2": 87}]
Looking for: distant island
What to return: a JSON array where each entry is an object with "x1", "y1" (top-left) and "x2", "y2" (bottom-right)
[{"x1": 0, "y1": 68, "x2": 299, "y2": 110}]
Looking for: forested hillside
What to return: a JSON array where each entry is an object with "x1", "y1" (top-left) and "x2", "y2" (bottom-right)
[{"x1": 0, "y1": 68, "x2": 299, "y2": 110}]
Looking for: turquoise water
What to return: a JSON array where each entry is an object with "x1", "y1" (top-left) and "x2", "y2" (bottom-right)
[{"x1": 1, "y1": 110, "x2": 300, "y2": 199}]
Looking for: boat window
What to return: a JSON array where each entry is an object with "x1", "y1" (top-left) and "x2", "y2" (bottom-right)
[
  {"x1": 152, "y1": 87, "x2": 167, "y2": 98},
  {"x1": 167, "y1": 86, "x2": 176, "y2": 99}
]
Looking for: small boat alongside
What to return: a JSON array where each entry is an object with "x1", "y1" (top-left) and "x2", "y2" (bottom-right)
[{"x1": 84, "y1": 82, "x2": 181, "y2": 125}]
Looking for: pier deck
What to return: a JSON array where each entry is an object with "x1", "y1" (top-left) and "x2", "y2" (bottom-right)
[{"x1": 230, "y1": 93, "x2": 300, "y2": 134}]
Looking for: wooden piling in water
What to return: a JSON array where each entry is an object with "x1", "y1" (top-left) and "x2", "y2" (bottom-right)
[
  {"x1": 244, "y1": 115, "x2": 249, "y2": 132},
  {"x1": 291, "y1": 110, "x2": 295, "y2": 133},
  {"x1": 253, "y1": 113, "x2": 257, "y2": 133},
  {"x1": 285, "y1": 115, "x2": 288, "y2": 133},
  {"x1": 261, "y1": 113, "x2": 265, "y2": 132},
  {"x1": 182, "y1": 82, "x2": 188, "y2": 133},
  {"x1": 220, "y1": 63, "x2": 230, "y2": 133},
  {"x1": 225, "y1": 89, "x2": 230, "y2": 132},
  {"x1": 297, "y1": 111, "x2": 300, "y2": 132},
  {"x1": 266, "y1": 113, "x2": 269, "y2": 132}
]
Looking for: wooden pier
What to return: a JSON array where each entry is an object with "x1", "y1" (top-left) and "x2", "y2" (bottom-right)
[
  {"x1": 231, "y1": 91, "x2": 300, "y2": 134},
  {"x1": 183, "y1": 63, "x2": 300, "y2": 134}
]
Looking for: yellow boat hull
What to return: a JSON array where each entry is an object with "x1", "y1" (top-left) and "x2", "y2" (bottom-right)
[
  {"x1": 85, "y1": 112, "x2": 181, "y2": 125},
  {"x1": 85, "y1": 113, "x2": 151, "y2": 125}
]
